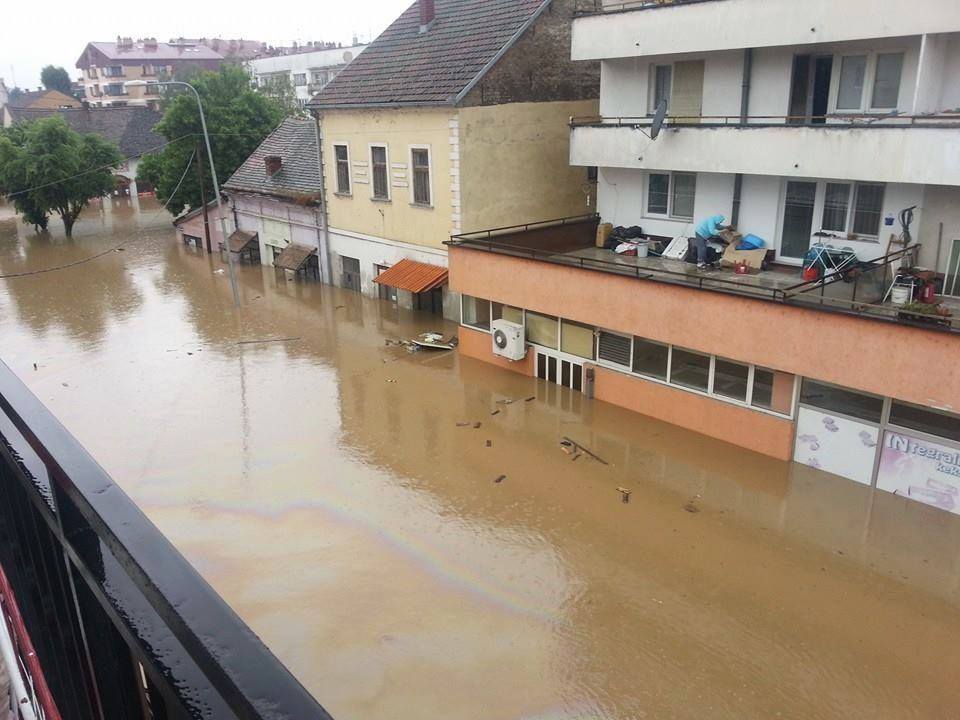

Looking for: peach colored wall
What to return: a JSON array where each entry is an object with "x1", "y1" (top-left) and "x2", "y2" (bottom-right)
[
  {"x1": 591, "y1": 364, "x2": 795, "y2": 460},
  {"x1": 449, "y1": 247, "x2": 960, "y2": 413},
  {"x1": 459, "y1": 326, "x2": 535, "y2": 376}
]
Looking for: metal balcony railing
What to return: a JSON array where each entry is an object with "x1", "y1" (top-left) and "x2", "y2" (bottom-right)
[
  {"x1": 570, "y1": 113, "x2": 960, "y2": 129},
  {"x1": 0, "y1": 360, "x2": 333, "y2": 719},
  {"x1": 574, "y1": 0, "x2": 727, "y2": 16}
]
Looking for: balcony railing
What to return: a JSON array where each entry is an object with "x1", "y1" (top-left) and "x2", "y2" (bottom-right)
[
  {"x1": 448, "y1": 217, "x2": 958, "y2": 334},
  {"x1": 0, "y1": 360, "x2": 333, "y2": 719},
  {"x1": 570, "y1": 113, "x2": 960, "y2": 129},
  {"x1": 574, "y1": 0, "x2": 725, "y2": 15}
]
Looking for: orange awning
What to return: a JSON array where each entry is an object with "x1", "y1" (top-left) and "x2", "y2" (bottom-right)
[{"x1": 373, "y1": 259, "x2": 448, "y2": 293}]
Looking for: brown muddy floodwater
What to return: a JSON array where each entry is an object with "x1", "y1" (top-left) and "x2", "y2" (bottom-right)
[{"x1": 1, "y1": 197, "x2": 959, "y2": 720}]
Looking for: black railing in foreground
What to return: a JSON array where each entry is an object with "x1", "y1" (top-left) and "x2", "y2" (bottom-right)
[{"x1": 0, "y1": 360, "x2": 333, "y2": 720}]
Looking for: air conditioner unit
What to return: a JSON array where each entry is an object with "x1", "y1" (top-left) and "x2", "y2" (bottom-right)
[{"x1": 491, "y1": 319, "x2": 526, "y2": 361}]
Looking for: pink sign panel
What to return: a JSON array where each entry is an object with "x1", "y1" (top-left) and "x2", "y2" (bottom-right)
[{"x1": 877, "y1": 430, "x2": 960, "y2": 514}]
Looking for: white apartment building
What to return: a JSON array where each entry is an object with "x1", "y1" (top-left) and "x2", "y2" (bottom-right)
[
  {"x1": 570, "y1": 0, "x2": 960, "y2": 276},
  {"x1": 247, "y1": 44, "x2": 367, "y2": 106}
]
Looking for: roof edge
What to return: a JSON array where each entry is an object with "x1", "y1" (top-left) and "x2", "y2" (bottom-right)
[
  {"x1": 452, "y1": 0, "x2": 554, "y2": 106},
  {"x1": 307, "y1": 99, "x2": 456, "y2": 111}
]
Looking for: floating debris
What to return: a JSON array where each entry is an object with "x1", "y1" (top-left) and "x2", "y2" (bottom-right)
[
  {"x1": 561, "y1": 436, "x2": 609, "y2": 465},
  {"x1": 485, "y1": 440, "x2": 492, "y2": 448},
  {"x1": 525, "y1": 396, "x2": 536, "y2": 402},
  {"x1": 683, "y1": 502, "x2": 700, "y2": 514},
  {"x1": 335, "y1": 305, "x2": 346, "y2": 310},
  {"x1": 472, "y1": 422, "x2": 481, "y2": 429},
  {"x1": 385, "y1": 378, "x2": 397, "y2": 384},
  {"x1": 495, "y1": 398, "x2": 515, "y2": 405},
  {"x1": 617, "y1": 487, "x2": 632, "y2": 504},
  {"x1": 456, "y1": 422, "x2": 472, "y2": 428},
  {"x1": 491, "y1": 409, "x2": 501, "y2": 416},
  {"x1": 494, "y1": 475, "x2": 506, "y2": 484}
]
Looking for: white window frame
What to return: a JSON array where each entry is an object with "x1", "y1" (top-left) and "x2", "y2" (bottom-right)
[
  {"x1": 409, "y1": 144, "x2": 433, "y2": 208},
  {"x1": 644, "y1": 171, "x2": 696, "y2": 221},
  {"x1": 332, "y1": 142, "x2": 351, "y2": 196},
  {"x1": 829, "y1": 50, "x2": 906, "y2": 114},
  {"x1": 369, "y1": 143, "x2": 391, "y2": 201}
]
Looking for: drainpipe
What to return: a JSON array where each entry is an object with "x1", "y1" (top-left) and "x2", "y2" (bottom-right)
[
  {"x1": 732, "y1": 48, "x2": 753, "y2": 227},
  {"x1": 311, "y1": 111, "x2": 333, "y2": 284}
]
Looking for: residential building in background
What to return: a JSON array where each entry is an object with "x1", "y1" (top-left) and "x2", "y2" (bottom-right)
[
  {"x1": 308, "y1": 0, "x2": 599, "y2": 319},
  {"x1": 169, "y1": 36, "x2": 267, "y2": 62},
  {"x1": 223, "y1": 118, "x2": 327, "y2": 280},
  {"x1": 448, "y1": 0, "x2": 960, "y2": 514},
  {"x1": 247, "y1": 43, "x2": 368, "y2": 107},
  {"x1": 0, "y1": 88, "x2": 81, "y2": 119},
  {"x1": 2, "y1": 105, "x2": 163, "y2": 201},
  {"x1": 75, "y1": 38, "x2": 223, "y2": 108}
]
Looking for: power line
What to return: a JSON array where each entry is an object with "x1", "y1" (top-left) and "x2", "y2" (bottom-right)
[{"x1": 0, "y1": 147, "x2": 197, "y2": 279}]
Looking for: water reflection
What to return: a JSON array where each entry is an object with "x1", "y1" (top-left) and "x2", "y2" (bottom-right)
[{"x1": 1, "y1": 200, "x2": 959, "y2": 720}]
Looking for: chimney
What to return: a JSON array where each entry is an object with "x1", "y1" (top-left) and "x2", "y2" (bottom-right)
[
  {"x1": 264, "y1": 155, "x2": 282, "y2": 176},
  {"x1": 419, "y1": 0, "x2": 436, "y2": 33}
]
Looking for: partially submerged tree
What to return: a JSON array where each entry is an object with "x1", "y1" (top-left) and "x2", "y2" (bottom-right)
[
  {"x1": 0, "y1": 117, "x2": 122, "y2": 236},
  {"x1": 40, "y1": 65, "x2": 73, "y2": 95},
  {"x1": 145, "y1": 65, "x2": 285, "y2": 215}
]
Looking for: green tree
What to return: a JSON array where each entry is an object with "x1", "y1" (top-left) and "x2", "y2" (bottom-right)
[
  {"x1": 8, "y1": 87, "x2": 23, "y2": 101},
  {"x1": 0, "y1": 117, "x2": 122, "y2": 236},
  {"x1": 40, "y1": 65, "x2": 73, "y2": 95},
  {"x1": 142, "y1": 66, "x2": 285, "y2": 214}
]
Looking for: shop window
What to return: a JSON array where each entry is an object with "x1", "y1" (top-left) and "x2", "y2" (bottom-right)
[
  {"x1": 889, "y1": 402, "x2": 960, "y2": 443},
  {"x1": 713, "y1": 359, "x2": 749, "y2": 402},
  {"x1": 598, "y1": 331, "x2": 631, "y2": 368},
  {"x1": 632, "y1": 338, "x2": 668, "y2": 380},
  {"x1": 492, "y1": 302, "x2": 522, "y2": 325},
  {"x1": 800, "y1": 379, "x2": 883, "y2": 423},
  {"x1": 752, "y1": 368, "x2": 795, "y2": 415},
  {"x1": 560, "y1": 320, "x2": 595, "y2": 360},
  {"x1": 670, "y1": 348, "x2": 710, "y2": 392},
  {"x1": 525, "y1": 311, "x2": 558, "y2": 349},
  {"x1": 462, "y1": 296, "x2": 490, "y2": 331}
]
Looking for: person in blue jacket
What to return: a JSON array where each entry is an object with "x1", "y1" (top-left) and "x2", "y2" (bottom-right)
[{"x1": 693, "y1": 214, "x2": 733, "y2": 269}]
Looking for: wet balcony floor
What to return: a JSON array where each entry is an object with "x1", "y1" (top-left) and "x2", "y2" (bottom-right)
[{"x1": 1, "y1": 198, "x2": 959, "y2": 719}]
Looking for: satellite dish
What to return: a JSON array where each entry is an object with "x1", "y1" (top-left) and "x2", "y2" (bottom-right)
[{"x1": 650, "y1": 99, "x2": 668, "y2": 140}]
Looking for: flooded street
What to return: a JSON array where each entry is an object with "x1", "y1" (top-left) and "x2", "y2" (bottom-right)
[{"x1": 2, "y1": 198, "x2": 959, "y2": 719}]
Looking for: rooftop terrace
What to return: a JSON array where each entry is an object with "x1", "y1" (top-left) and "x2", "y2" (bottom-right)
[{"x1": 447, "y1": 215, "x2": 960, "y2": 334}]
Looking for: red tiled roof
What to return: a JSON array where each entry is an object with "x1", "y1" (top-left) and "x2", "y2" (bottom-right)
[{"x1": 373, "y1": 259, "x2": 448, "y2": 293}]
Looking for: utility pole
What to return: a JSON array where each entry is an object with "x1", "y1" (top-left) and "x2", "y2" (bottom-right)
[{"x1": 195, "y1": 140, "x2": 212, "y2": 253}]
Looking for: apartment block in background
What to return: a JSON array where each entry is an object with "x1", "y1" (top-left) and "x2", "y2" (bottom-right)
[
  {"x1": 448, "y1": 0, "x2": 960, "y2": 514},
  {"x1": 75, "y1": 37, "x2": 223, "y2": 108},
  {"x1": 308, "y1": 0, "x2": 599, "y2": 319},
  {"x1": 247, "y1": 43, "x2": 368, "y2": 107}
]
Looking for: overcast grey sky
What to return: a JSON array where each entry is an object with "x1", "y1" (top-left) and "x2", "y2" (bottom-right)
[{"x1": 2, "y1": 0, "x2": 411, "y2": 90}]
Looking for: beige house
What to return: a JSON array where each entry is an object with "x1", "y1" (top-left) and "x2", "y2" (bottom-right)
[
  {"x1": 75, "y1": 38, "x2": 222, "y2": 109},
  {"x1": 308, "y1": 0, "x2": 599, "y2": 318}
]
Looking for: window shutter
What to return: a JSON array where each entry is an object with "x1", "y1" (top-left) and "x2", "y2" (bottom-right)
[
  {"x1": 598, "y1": 332, "x2": 631, "y2": 367},
  {"x1": 671, "y1": 60, "x2": 705, "y2": 123}
]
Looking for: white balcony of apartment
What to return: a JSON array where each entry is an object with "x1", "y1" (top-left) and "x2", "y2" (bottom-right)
[
  {"x1": 570, "y1": 34, "x2": 960, "y2": 186},
  {"x1": 571, "y1": 0, "x2": 960, "y2": 62}
]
